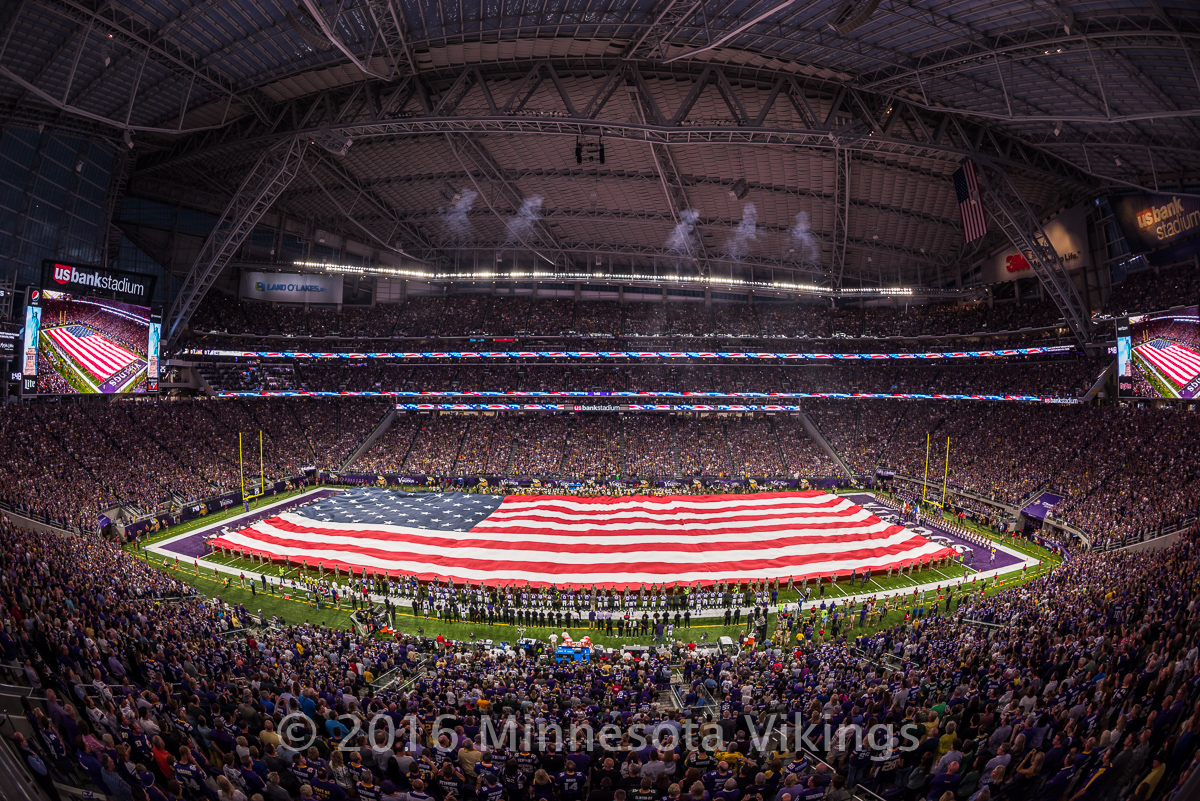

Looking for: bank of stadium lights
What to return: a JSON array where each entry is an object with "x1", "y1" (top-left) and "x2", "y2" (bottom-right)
[{"x1": 291, "y1": 260, "x2": 918, "y2": 296}]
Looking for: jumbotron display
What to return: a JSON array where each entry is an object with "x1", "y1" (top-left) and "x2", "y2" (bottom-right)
[
  {"x1": 22, "y1": 289, "x2": 160, "y2": 394},
  {"x1": 1117, "y1": 306, "x2": 1200, "y2": 399}
]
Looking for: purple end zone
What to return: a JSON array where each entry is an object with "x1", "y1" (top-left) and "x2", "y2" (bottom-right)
[
  {"x1": 158, "y1": 489, "x2": 342, "y2": 558},
  {"x1": 98, "y1": 358, "x2": 147, "y2": 393},
  {"x1": 847, "y1": 493, "x2": 1025, "y2": 572}
]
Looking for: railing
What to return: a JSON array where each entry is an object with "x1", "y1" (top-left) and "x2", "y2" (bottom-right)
[
  {"x1": 771, "y1": 726, "x2": 887, "y2": 801},
  {"x1": 1090, "y1": 517, "x2": 1196, "y2": 552}
]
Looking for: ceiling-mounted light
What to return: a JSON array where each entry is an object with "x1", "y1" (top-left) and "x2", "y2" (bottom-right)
[
  {"x1": 728, "y1": 178, "x2": 749, "y2": 201},
  {"x1": 311, "y1": 130, "x2": 352, "y2": 157},
  {"x1": 1053, "y1": 121, "x2": 1062, "y2": 137},
  {"x1": 440, "y1": 182, "x2": 461, "y2": 203},
  {"x1": 122, "y1": 130, "x2": 134, "y2": 149},
  {"x1": 1114, "y1": 157, "x2": 1122, "y2": 167},
  {"x1": 828, "y1": 0, "x2": 882, "y2": 35},
  {"x1": 75, "y1": 160, "x2": 83, "y2": 172}
]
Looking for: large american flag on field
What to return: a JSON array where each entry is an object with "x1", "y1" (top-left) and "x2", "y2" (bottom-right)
[
  {"x1": 952, "y1": 159, "x2": 988, "y2": 243},
  {"x1": 1136, "y1": 340, "x2": 1200, "y2": 385},
  {"x1": 208, "y1": 488, "x2": 954, "y2": 588},
  {"x1": 47, "y1": 325, "x2": 137, "y2": 380}
]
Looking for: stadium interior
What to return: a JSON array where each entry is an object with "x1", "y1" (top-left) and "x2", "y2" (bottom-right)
[{"x1": 0, "y1": 2, "x2": 1198, "y2": 801}]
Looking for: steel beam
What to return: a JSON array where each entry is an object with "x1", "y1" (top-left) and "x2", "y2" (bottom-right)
[
  {"x1": 302, "y1": 152, "x2": 433, "y2": 261},
  {"x1": 831, "y1": 148, "x2": 850, "y2": 288},
  {"x1": 16, "y1": 0, "x2": 264, "y2": 133},
  {"x1": 627, "y1": 74, "x2": 713, "y2": 277},
  {"x1": 164, "y1": 136, "x2": 309, "y2": 347},
  {"x1": 299, "y1": 0, "x2": 414, "y2": 81},
  {"x1": 628, "y1": 0, "x2": 705, "y2": 60},
  {"x1": 97, "y1": 145, "x2": 132, "y2": 268},
  {"x1": 132, "y1": 59, "x2": 1120, "y2": 192},
  {"x1": 975, "y1": 160, "x2": 1092, "y2": 346},
  {"x1": 444, "y1": 133, "x2": 566, "y2": 266}
]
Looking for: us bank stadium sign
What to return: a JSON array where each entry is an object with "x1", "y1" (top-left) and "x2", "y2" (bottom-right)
[
  {"x1": 41, "y1": 260, "x2": 156, "y2": 302},
  {"x1": 1110, "y1": 192, "x2": 1200, "y2": 253}
]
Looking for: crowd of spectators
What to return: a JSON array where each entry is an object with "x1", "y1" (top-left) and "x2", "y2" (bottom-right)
[
  {"x1": 622, "y1": 416, "x2": 677, "y2": 477},
  {"x1": 351, "y1": 414, "x2": 844, "y2": 481},
  {"x1": 805, "y1": 402, "x2": 907, "y2": 476},
  {"x1": 201, "y1": 359, "x2": 1100, "y2": 401},
  {"x1": 1103, "y1": 262, "x2": 1200, "y2": 317},
  {"x1": 0, "y1": 399, "x2": 384, "y2": 530},
  {"x1": 774, "y1": 418, "x2": 839, "y2": 478},
  {"x1": 188, "y1": 294, "x2": 1071, "y2": 341},
  {"x1": 3, "y1": 496, "x2": 1200, "y2": 801},
  {"x1": 876, "y1": 401, "x2": 1200, "y2": 541},
  {"x1": 561, "y1": 416, "x2": 623, "y2": 478},
  {"x1": 3, "y1": 392, "x2": 1198, "y2": 544}
]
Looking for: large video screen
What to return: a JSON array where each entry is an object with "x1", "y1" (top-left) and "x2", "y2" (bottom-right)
[
  {"x1": 22, "y1": 289, "x2": 160, "y2": 394},
  {"x1": 1117, "y1": 306, "x2": 1200, "y2": 399}
]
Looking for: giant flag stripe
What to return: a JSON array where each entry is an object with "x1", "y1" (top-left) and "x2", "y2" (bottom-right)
[
  {"x1": 49, "y1": 326, "x2": 134, "y2": 371},
  {"x1": 1136, "y1": 342, "x2": 1200, "y2": 384},
  {"x1": 212, "y1": 530, "x2": 939, "y2": 575},
  {"x1": 209, "y1": 489, "x2": 953, "y2": 588},
  {"x1": 217, "y1": 518, "x2": 918, "y2": 556},
  {"x1": 249, "y1": 513, "x2": 892, "y2": 545},
  {"x1": 48, "y1": 327, "x2": 129, "y2": 374},
  {"x1": 47, "y1": 326, "x2": 136, "y2": 379}
]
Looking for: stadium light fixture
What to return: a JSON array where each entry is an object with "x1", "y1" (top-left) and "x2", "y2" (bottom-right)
[{"x1": 291, "y1": 260, "x2": 924, "y2": 297}]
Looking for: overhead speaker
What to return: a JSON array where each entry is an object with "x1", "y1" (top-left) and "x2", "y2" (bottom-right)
[{"x1": 828, "y1": 0, "x2": 881, "y2": 35}]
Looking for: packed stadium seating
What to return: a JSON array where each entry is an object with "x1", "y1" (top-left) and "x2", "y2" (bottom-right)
[
  {"x1": 194, "y1": 358, "x2": 1102, "y2": 400},
  {"x1": 1102, "y1": 262, "x2": 1200, "y2": 317},
  {"x1": 3, "y1": 396, "x2": 1197, "y2": 545},
  {"x1": 188, "y1": 294, "x2": 1070, "y2": 341},
  {"x1": 1, "y1": 506, "x2": 1198, "y2": 801}
]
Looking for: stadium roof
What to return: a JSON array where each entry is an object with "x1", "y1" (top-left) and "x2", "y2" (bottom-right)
[{"x1": 2, "y1": 0, "x2": 1198, "y2": 301}]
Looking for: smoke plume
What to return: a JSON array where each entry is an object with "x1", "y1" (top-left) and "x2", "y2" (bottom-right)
[
  {"x1": 724, "y1": 202, "x2": 759, "y2": 259},
  {"x1": 437, "y1": 188, "x2": 478, "y2": 242},
  {"x1": 505, "y1": 195, "x2": 544, "y2": 243},
  {"x1": 666, "y1": 208, "x2": 701, "y2": 254},
  {"x1": 788, "y1": 211, "x2": 821, "y2": 263}
]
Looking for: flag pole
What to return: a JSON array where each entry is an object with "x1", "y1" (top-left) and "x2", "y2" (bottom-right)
[
  {"x1": 940, "y1": 436, "x2": 950, "y2": 508},
  {"x1": 239, "y1": 432, "x2": 245, "y2": 501},
  {"x1": 922, "y1": 433, "x2": 930, "y2": 503}
]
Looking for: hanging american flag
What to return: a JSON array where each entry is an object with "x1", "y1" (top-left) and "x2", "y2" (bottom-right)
[
  {"x1": 953, "y1": 159, "x2": 988, "y2": 243},
  {"x1": 208, "y1": 488, "x2": 954, "y2": 588}
]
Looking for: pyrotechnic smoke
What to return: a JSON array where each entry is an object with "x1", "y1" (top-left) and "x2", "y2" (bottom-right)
[
  {"x1": 789, "y1": 211, "x2": 820, "y2": 263},
  {"x1": 724, "y1": 202, "x2": 759, "y2": 259},
  {"x1": 505, "y1": 195, "x2": 544, "y2": 242},
  {"x1": 666, "y1": 208, "x2": 701, "y2": 254},
  {"x1": 437, "y1": 188, "x2": 478, "y2": 242}
]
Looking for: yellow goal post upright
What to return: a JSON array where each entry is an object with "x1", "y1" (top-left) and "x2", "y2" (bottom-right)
[
  {"x1": 939, "y1": 435, "x2": 951, "y2": 508},
  {"x1": 239, "y1": 431, "x2": 266, "y2": 501},
  {"x1": 922, "y1": 432, "x2": 930, "y2": 502}
]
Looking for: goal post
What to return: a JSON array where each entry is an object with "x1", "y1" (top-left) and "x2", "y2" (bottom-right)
[{"x1": 240, "y1": 431, "x2": 266, "y2": 501}]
